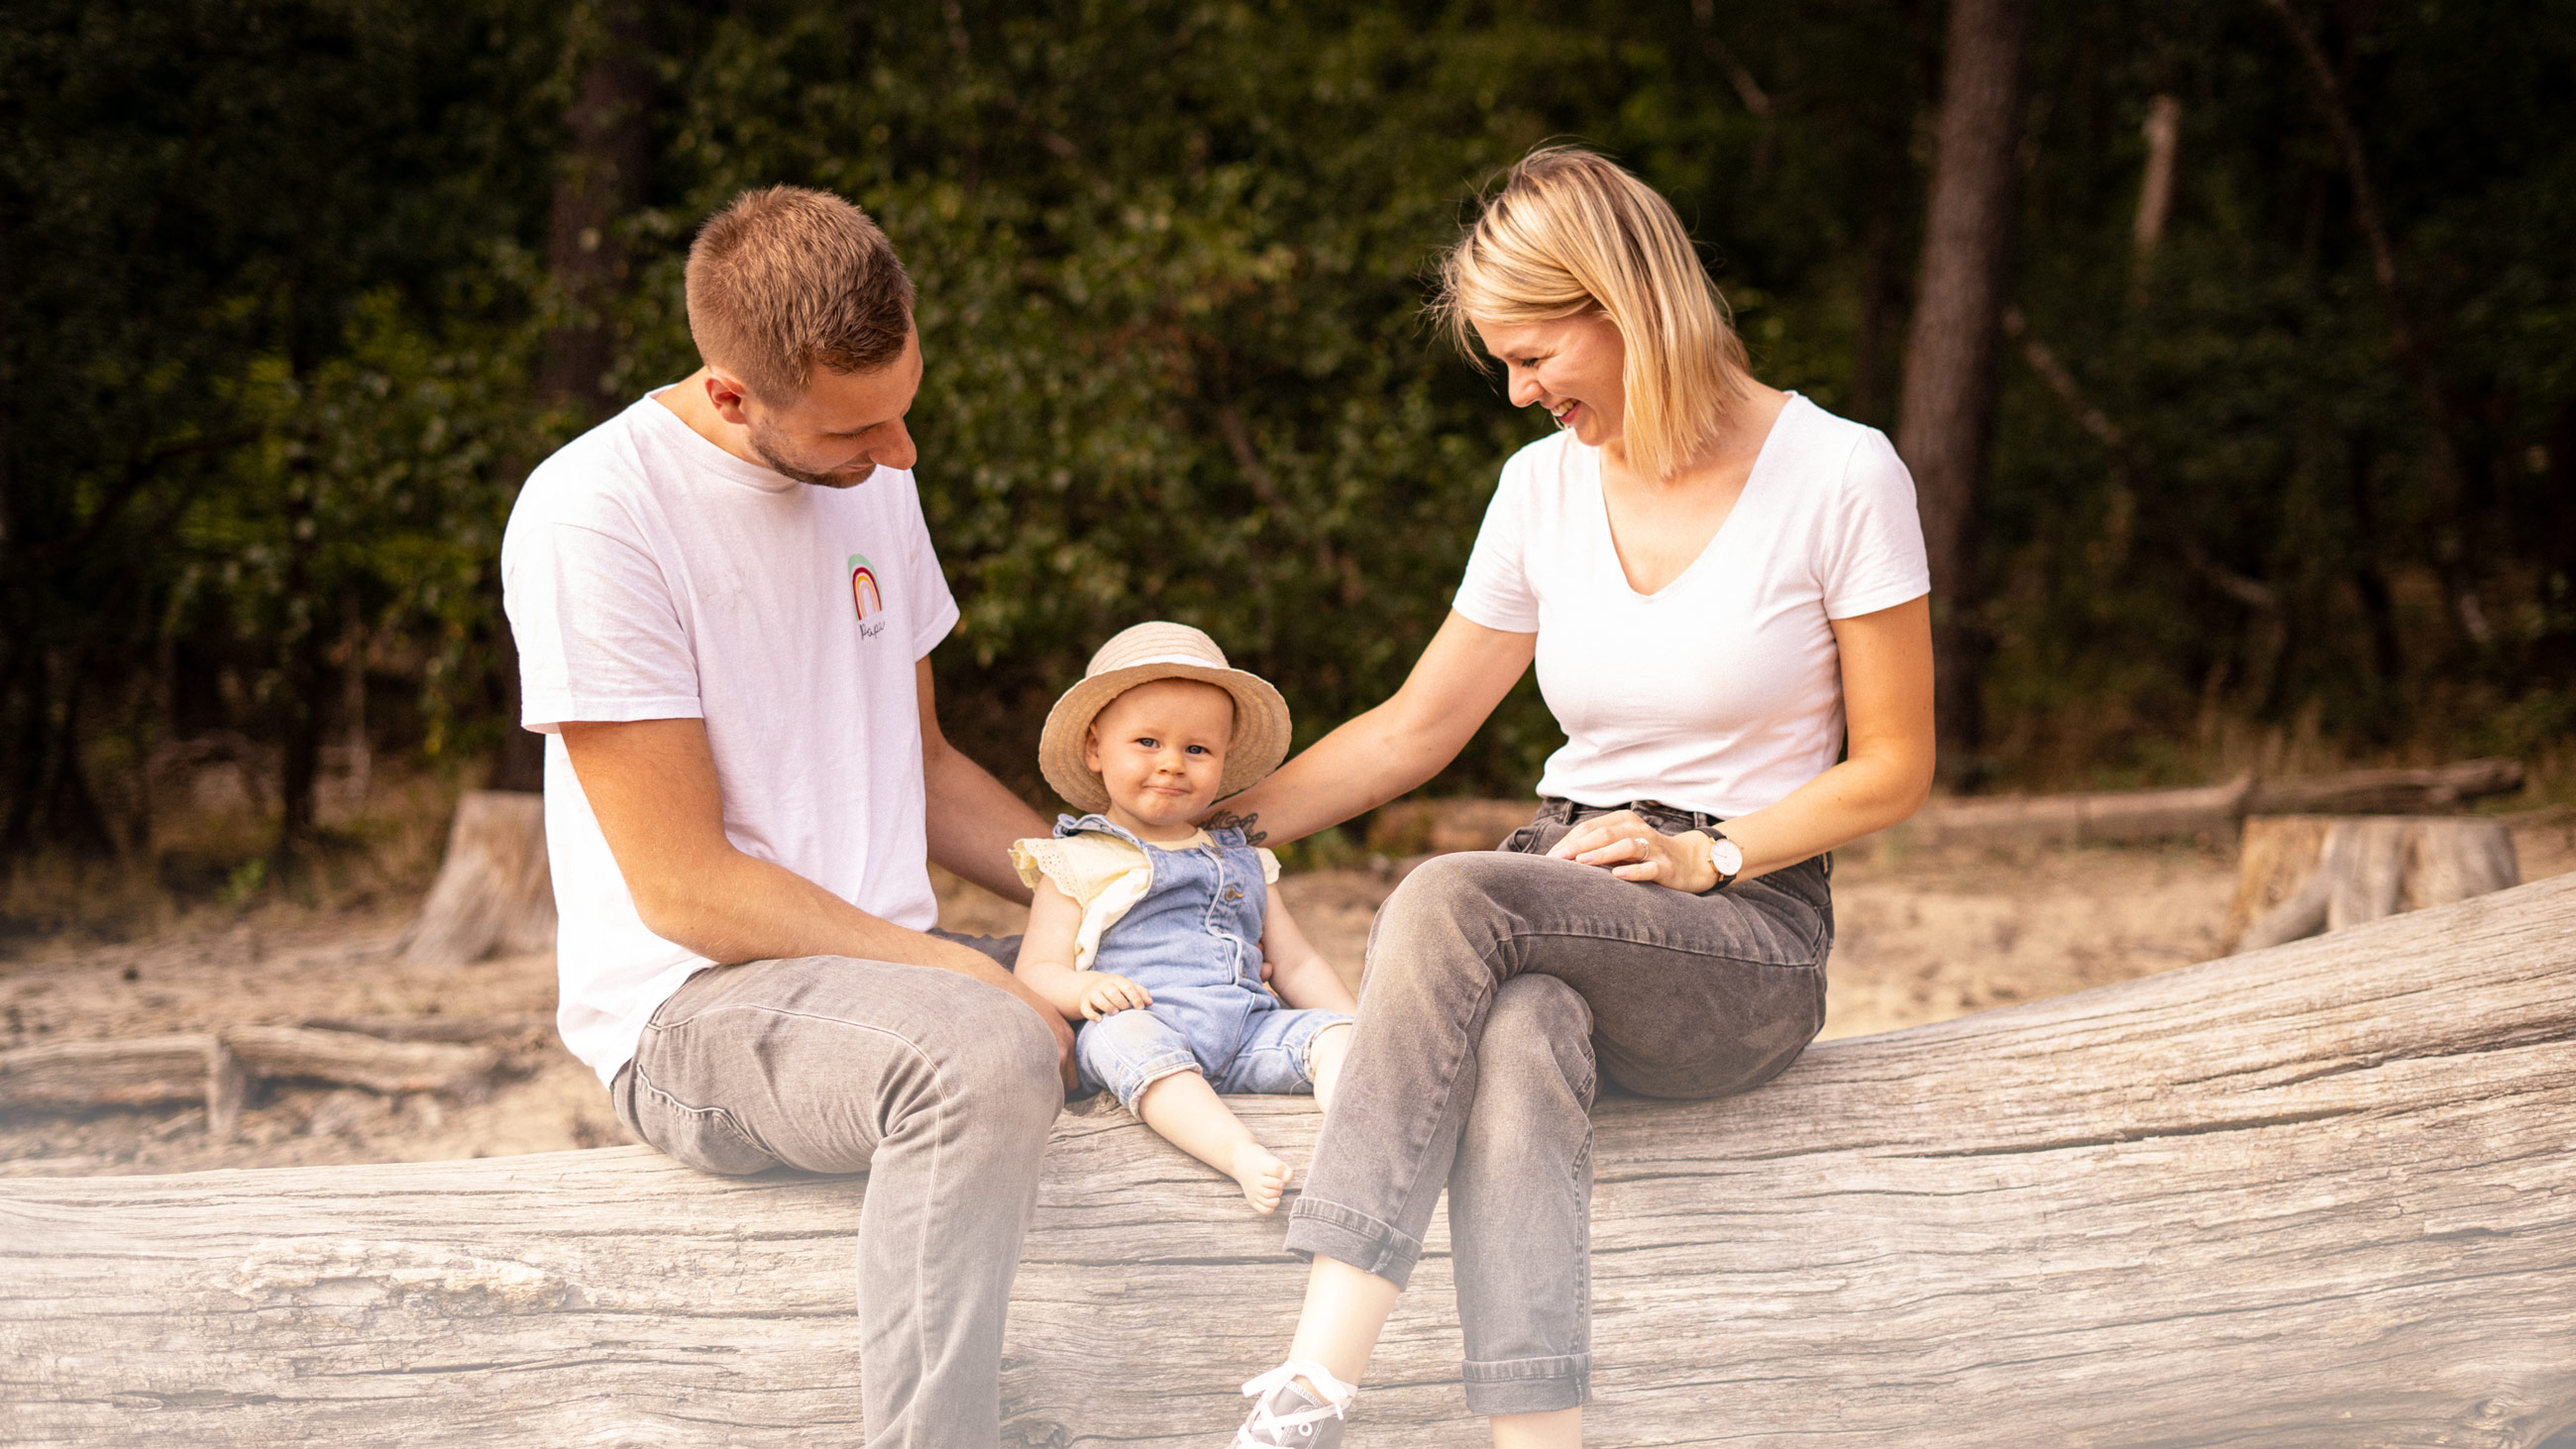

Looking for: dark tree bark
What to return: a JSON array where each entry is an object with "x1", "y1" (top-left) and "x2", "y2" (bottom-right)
[
  {"x1": 1894, "y1": 0, "x2": 2032, "y2": 767},
  {"x1": 2263, "y1": 0, "x2": 2477, "y2": 656},
  {"x1": 534, "y1": 0, "x2": 653, "y2": 422},
  {"x1": 492, "y1": 1, "x2": 654, "y2": 798},
  {"x1": 272, "y1": 479, "x2": 325, "y2": 870}
]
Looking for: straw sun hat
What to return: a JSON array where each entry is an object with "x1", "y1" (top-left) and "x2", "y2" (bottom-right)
[{"x1": 1037, "y1": 622, "x2": 1292, "y2": 816}]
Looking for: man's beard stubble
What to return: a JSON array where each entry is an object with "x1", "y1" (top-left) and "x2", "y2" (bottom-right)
[{"x1": 745, "y1": 415, "x2": 876, "y2": 489}]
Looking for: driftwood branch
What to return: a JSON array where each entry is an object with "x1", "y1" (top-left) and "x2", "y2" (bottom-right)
[
  {"x1": 1879, "y1": 757, "x2": 2521, "y2": 850},
  {"x1": 0, "y1": 1027, "x2": 501, "y2": 1137},
  {"x1": 1371, "y1": 761, "x2": 2524, "y2": 861},
  {"x1": 6, "y1": 877, "x2": 2574, "y2": 1445}
]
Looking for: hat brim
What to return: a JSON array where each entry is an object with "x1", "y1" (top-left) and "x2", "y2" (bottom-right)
[{"x1": 1037, "y1": 662, "x2": 1292, "y2": 816}]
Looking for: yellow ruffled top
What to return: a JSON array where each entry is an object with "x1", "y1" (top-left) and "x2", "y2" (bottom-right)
[{"x1": 1008, "y1": 828, "x2": 1280, "y2": 972}]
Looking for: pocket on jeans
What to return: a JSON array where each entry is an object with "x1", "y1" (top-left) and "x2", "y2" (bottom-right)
[
  {"x1": 631, "y1": 1078, "x2": 776, "y2": 1176},
  {"x1": 1500, "y1": 821, "x2": 1569, "y2": 855}
]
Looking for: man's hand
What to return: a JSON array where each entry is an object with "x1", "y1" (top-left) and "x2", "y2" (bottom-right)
[
  {"x1": 559, "y1": 715, "x2": 1077, "y2": 1087},
  {"x1": 1075, "y1": 973, "x2": 1152, "y2": 1022}
]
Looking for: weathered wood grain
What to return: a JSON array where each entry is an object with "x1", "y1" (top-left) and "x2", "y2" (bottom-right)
[{"x1": 5, "y1": 876, "x2": 2573, "y2": 1447}]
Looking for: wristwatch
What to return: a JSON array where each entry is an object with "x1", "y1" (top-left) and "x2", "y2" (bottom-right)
[{"x1": 1693, "y1": 828, "x2": 1743, "y2": 892}]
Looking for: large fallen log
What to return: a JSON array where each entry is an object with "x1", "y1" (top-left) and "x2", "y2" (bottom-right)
[{"x1": 5, "y1": 876, "x2": 2572, "y2": 1447}]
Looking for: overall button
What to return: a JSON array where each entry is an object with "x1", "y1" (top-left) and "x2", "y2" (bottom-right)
[{"x1": 1223, "y1": 886, "x2": 1243, "y2": 902}]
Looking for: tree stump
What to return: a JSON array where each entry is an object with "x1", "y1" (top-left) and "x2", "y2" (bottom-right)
[
  {"x1": 2229, "y1": 813, "x2": 2520, "y2": 954},
  {"x1": 395, "y1": 790, "x2": 555, "y2": 965}
]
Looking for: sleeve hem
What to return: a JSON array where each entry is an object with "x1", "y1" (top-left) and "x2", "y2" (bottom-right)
[
  {"x1": 912, "y1": 597, "x2": 962, "y2": 659},
  {"x1": 519, "y1": 694, "x2": 705, "y2": 730},
  {"x1": 1823, "y1": 580, "x2": 1931, "y2": 621},
  {"x1": 1449, "y1": 596, "x2": 1542, "y2": 635}
]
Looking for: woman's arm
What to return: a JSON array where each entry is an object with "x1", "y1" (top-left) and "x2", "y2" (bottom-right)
[
  {"x1": 1550, "y1": 594, "x2": 1936, "y2": 887},
  {"x1": 1209, "y1": 611, "x2": 1537, "y2": 846},
  {"x1": 1259, "y1": 885, "x2": 1358, "y2": 1014}
]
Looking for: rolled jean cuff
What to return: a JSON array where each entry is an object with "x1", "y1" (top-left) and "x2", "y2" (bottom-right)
[
  {"x1": 1461, "y1": 1353, "x2": 1591, "y2": 1415},
  {"x1": 1282, "y1": 1197, "x2": 1424, "y2": 1292}
]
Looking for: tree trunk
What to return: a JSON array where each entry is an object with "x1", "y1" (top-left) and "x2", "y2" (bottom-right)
[
  {"x1": 2128, "y1": 92, "x2": 2181, "y2": 306},
  {"x1": 1895, "y1": 0, "x2": 2032, "y2": 766},
  {"x1": 394, "y1": 790, "x2": 556, "y2": 965},
  {"x1": 7, "y1": 877, "x2": 2573, "y2": 1446},
  {"x1": 534, "y1": 0, "x2": 652, "y2": 421},
  {"x1": 2229, "y1": 814, "x2": 2521, "y2": 954}
]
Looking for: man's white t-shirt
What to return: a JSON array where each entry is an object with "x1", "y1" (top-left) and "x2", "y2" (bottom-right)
[
  {"x1": 500, "y1": 391, "x2": 960, "y2": 1086},
  {"x1": 1451, "y1": 393, "x2": 1930, "y2": 819}
]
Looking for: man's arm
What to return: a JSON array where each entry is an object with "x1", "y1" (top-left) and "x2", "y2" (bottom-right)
[
  {"x1": 916, "y1": 656, "x2": 1048, "y2": 905},
  {"x1": 558, "y1": 715, "x2": 1076, "y2": 1081}
]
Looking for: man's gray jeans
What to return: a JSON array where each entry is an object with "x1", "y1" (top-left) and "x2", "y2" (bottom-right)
[
  {"x1": 610, "y1": 933, "x2": 1059, "y2": 1447},
  {"x1": 1281, "y1": 802, "x2": 1832, "y2": 1416}
]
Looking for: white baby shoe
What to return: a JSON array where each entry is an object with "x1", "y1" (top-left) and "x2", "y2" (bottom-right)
[{"x1": 1230, "y1": 1360, "x2": 1355, "y2": 1447}]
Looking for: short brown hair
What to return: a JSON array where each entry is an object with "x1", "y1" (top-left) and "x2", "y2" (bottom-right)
[{"x1": 685, "y1": 186, "x2": 915, "y2": 402}]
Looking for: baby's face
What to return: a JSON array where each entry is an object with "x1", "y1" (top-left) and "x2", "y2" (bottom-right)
[{"x1": 1084, "y1": 679, "x2": 1235, "y2": 832}]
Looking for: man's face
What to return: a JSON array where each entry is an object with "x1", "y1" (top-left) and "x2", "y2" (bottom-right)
[{"x1": 723, "y1": 327, "x2": 924, "y2": 488}]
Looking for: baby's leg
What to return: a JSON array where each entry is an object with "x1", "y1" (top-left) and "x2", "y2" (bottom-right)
[
  {"x1": 1134, "y1": 1071, "x2": 1293, "y2": 1213},
  {"x1": 1307, "y1": 1021, "x2": 1356, "y2": 1114}
]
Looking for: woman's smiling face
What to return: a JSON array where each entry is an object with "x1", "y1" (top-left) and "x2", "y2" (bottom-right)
[{"x1": 1472, "y1": 312, "x2": 1627, "y2": 450}]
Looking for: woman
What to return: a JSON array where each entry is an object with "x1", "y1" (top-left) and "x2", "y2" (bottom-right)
[{"x1": 1217, "y1": 148, "x2": 1936, "y2": 1447}]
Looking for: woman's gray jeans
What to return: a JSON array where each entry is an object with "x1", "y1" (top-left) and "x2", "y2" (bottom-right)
[
  {"x1": 610, "y1": 934, "x2": 1061, "y2": 1448},
  {"x1": 1282, "y1": 801, "x2": 1832, "y2": 1416}
]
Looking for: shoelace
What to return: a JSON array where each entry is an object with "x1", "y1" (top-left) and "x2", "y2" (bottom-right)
[{"x1": 1233, "y1": 1360, "x2": 1355, "y2": 1444}]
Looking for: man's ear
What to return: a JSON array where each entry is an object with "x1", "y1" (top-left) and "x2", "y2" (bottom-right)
[{"x1": 703, "y1": 367, "x2": 756, "y2": 426}]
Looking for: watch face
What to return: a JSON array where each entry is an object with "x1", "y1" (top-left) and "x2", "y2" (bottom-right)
[{"x1": 1711, "y1": 836, "x2": 1744, "y2": 876}]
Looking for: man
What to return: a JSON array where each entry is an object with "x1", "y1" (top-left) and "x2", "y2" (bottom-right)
[{"x1": 500, "y1": 185, "x2": 1075, "y2": 1446}]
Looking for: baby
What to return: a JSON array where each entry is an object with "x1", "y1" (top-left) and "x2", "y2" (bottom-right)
[{"x1": 1011, "y1": 621, "x2": 1357, "y2": 1213}]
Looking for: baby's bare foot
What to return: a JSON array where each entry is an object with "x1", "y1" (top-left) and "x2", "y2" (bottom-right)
[{"x1": 1231, "y1": 1141, "x2": 1292, "y2": 1214}]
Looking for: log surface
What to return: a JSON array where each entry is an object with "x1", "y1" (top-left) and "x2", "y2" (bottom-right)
[{"x1": 5, "y1": 878, "x2": 2574, "y2": 1447}]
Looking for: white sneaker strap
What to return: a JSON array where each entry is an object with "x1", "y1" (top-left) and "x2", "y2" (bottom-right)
[{"x1": 1241, "y1": 1358, "x2": 1356, "y2": 1415}]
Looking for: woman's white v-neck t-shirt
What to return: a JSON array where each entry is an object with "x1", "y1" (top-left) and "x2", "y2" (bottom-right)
[{"x1": 1451, "y1": 393, "x2": 1929, "y2": 818}]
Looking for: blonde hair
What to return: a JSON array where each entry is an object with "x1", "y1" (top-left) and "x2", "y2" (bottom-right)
[
  {"x1": 685, "y1": 186, "x2": 915, "y2": 403},
  {"x1": 1435, "y1": 147, "x2": 1752, "y2": 480}
]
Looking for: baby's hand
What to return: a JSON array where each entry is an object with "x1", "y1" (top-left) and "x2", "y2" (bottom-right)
[{"x1": 1078, "y1": 973, "x2": 1152, "y2": 1021}]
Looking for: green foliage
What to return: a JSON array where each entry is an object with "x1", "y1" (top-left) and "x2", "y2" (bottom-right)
[{"x1": 3, "y1": 0, "x2": 2571, "y2": 871}]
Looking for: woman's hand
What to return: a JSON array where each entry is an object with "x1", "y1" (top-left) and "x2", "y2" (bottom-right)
[
  {"x1": 1546, "y1": 809, "x2": 1717, "y2": 893},
  {"x1": 1076, "y1": 973, "x2": 1153, "y2": 1022}
]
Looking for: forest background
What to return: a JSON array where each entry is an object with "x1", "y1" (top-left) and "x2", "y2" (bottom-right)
[{"x1": 5, "y1": 0, "x2": 2573, "y2": 924}]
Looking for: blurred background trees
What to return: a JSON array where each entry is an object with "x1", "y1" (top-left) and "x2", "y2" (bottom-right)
[{"x1": 4, "y1": 0, "x2": 2572, "y2": 895}]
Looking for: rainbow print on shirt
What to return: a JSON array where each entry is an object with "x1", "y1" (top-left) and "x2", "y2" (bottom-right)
[{"x1": 847, "y1": 554, "x2": 883, "y2": 621}]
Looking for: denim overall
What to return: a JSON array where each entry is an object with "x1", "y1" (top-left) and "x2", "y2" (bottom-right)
[{"x1": 1056, "y1": 813, "x2": 1352, "y2": 1111}]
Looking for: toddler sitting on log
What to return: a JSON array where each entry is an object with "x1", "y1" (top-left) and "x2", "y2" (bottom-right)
[{"x1": 1011, "y1": 622, "x2": 1357, "y2": 1212}]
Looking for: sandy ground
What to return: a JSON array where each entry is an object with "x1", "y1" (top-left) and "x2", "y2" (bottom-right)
[{"x1": 5, "y1": 814, "x2": 2569, "y2": 1179}]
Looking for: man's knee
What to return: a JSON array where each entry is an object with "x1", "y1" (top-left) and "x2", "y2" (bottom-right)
[{"x1": 931, "y1": 982, "x2": 1063, "y2": 1124}]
